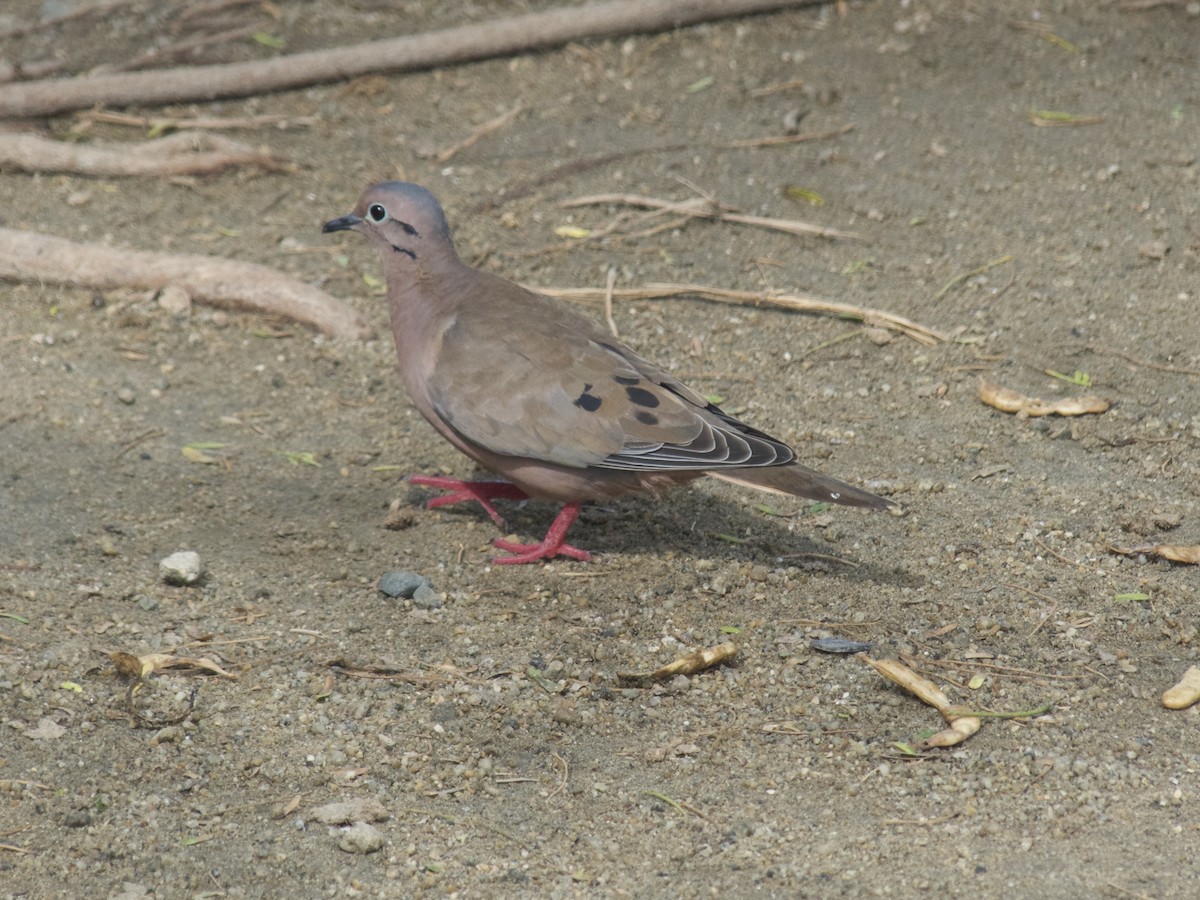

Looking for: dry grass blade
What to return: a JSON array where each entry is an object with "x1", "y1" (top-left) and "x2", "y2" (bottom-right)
[{"x1": 536, "y1": 282, "x2": 948, "y2": 345}]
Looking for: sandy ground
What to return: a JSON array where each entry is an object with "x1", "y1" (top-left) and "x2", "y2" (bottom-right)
[{"x1": 3, "y1": 1, "x2": 1199, "y2": 897}]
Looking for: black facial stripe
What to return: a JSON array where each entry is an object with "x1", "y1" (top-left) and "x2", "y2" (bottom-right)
[
  {"x1": 399, "y1": 221, "x2": 419, "y2": 237},
  {"x1": 389, "y1": 244, "x2": 416, "y2": 259}
]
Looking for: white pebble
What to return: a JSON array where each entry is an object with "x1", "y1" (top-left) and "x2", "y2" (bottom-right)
[{"x1": 160, "y1": 551, "x2": 203, "y2": 586}]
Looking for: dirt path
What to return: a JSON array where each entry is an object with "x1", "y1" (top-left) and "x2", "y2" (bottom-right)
[{"x1": 3, "y1": 1, "x2": 1198, "y2": 896}]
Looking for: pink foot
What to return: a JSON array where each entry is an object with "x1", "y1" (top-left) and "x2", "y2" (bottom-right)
[
  {"x1": 407, "y1": 475, "x2": 528, "y2": 528},
  {"x1": 490, "y1": 503, "x2": 592, "y2": 565}
]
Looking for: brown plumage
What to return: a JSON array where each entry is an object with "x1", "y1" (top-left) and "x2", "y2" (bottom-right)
[{"x1": 324, "y1": 182, "x2": 890, "y2": 564}]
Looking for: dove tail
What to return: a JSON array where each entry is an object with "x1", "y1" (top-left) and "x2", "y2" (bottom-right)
[{"x1": 709, "y1": 464, "x2": 891, "y2": 509}]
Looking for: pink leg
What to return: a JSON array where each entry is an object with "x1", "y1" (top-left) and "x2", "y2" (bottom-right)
[
  {"x1": 490, "y1": 503, "x2": 592, "y2": 565},
  {"x1": 407, "y1": 475, "x2": 528, "y2": 528}
]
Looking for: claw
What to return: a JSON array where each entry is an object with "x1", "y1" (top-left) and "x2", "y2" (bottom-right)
[{"x1": 488, "y1": 503, "x2": 590, "y2": 565}]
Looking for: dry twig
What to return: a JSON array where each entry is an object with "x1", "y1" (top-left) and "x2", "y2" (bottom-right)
[
  {"x1": 79, "y1": 110, "x2": 317, "y2": 132},
  {"x1": 536, "y1": 281, "x2": 948, "y2": 345},
  {"x1": 434, "y1": 102, "x2": 525, "y2": 164},
  {"x1": 563, "y1": 192, "x2": 860, "y2": 241}
]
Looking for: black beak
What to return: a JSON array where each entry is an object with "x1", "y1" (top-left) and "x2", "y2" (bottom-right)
[{"x1": 322, "y1": 213, "x2": 363, "y2": 234}]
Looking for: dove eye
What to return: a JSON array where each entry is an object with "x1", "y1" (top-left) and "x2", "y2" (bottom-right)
[{"x1": 366, "y1": 203, "x2": 388, "y2": 223}]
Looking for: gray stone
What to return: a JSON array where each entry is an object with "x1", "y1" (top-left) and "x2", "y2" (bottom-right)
[{"x1": 377, "y1": 570, "x2": 431, "y2": 599}]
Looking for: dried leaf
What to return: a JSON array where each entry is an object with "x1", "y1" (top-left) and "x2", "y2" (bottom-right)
[
  {"x1": 1163, "y1": 666, "x2": 1200, "y2": 710},
  {"x1": 979, "y1": 379, "x2": 1109, "y2": 417},
  {"x1": 652, "y1": 642, "x2": 738, "y2": 679},
  {"x1": 554, "y1": 225, "x2": 591, "y2": 239},
  {"x1": 309, "y1": 798, "x2": 390, "y2": 825},
  {"x1": 111, "y1": 651, "x2": 143, "y2": 679},
  {"x1": 25, "y1": 718, "x2": 67, "y2": 740},
  {"x1": 862, "y1": 656, "x2": 951, "y2": 712},
  {"x1": 916, "y1": 715, "x2": 981, "y2": 749},
  {"x1": 138, "y1": 653, "x2": 237, "y2": 679},
  {"x1": 273, "y1": 449, "x2": 320, "y2": 467},
  {"x1": 181, "y1": 446, "x2": 219, "y2": 464},
  {"x1": 1028, "y1": 110, "x2": 1104, "y2": 127},
  {"x1": 784, "y1": 186, "x2": 825, "y2": 206},
  {"x1": 1109, "y1": 543, "x2": 1200, "y2": 565}
]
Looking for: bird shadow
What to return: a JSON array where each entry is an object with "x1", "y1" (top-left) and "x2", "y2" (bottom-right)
[{"x1": 404, "y1": 481, "x2": 913, "y2": 586}]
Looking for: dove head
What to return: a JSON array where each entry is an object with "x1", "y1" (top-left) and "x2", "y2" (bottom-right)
[{"x1": 323, "y1": 182, "x2": 457, "y2": 264}]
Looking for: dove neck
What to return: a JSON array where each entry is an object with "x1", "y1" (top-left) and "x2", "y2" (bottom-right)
[{"x1": 385, "y1": 252, "x2": 473, "y2": 358}]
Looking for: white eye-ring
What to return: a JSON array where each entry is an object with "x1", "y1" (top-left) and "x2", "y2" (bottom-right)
[{"x1": 366, "y1": 203, "x2": 388, "y2": 223}]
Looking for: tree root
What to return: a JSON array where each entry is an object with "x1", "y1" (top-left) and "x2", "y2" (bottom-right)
[
  {"x1": 0, "y1": 0, "x2": 821, "y2": 118},
  {"x1": 0, "y1": 228, "x2": 372, "y2": 340},
  {"x1": 0, "y1": 131, "x2": 289, "y2": 176}
]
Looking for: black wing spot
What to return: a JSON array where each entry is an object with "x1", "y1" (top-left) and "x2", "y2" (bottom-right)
[
  {"x1": 625, "y1": 386, "x2": 660, "y2": 408},
  {"x1": 613, "y1": 375, "x2": 640, "y2": 386},
  {"x1": 574, "y1": 383, "x2": 602, "y2": 412},
  {"x1": 634, "y1": 410, "x2": 659, "y2": 426}
]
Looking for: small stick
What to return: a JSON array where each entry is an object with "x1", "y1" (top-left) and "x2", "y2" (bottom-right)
[
  {"x1": 1034, "y1": 536, "x2": 1084, "y2": 569},
  {"x1": 563, "y1": 192, "x2": 860, "y2": 240},
  {"x1": 603, "y1": 267, "x2": 619, "y2": 338},
  {"x1": 932, "y1": 255, "x2": 1013, "y2": 301},
  {"x1": 0, "y1": 0, "x2": 139, "y2": 40},
  {"x1": 1088, "y1": 345, "x2": 1200, "y2": 377},
  {"x1": 536, "y1": 281, "x2": 948, "y2": 345},
  {"x1": 480, "y1": 124, "x2": 852, "y2": 211},
  {"x1": 108, "y1": 24, "x2": 263, "y2": 73},
  {"x1": 748, "y1": 78, "x2": 806, "y2": 97},
  {"x1": 546, "y1": 752, "x2": 570, "y2": 799},
  {"x1": 0, "y1": 58, "x2": 70, "y2": 84},
  {"x1": 727, "y1": 123, "x2": 855, "y2": 147},
  {"x1": 435, "y1": 102, "x2": 525, "y2": 164},
  {"x1": 80, "y1": 110, "x2": 316, "y2": 131}
]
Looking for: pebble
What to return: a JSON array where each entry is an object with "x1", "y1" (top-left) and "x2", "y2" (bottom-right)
[
  {"x1": 152, "y1": 725, "x2": 183, "y2": 745},
  {"x1": 160, "y1": 551, "x2": 203, "y2": 585},
  {"x1": 377, "y1": 570, "x2": 431, "y2": 599},
  {"x1": 412, "y1": 584, "x2": 442, "y2": 610},
  {"x1": 337, "y1": 822, "x2": 385, "y2": 854},
  {"x1": 157, "y1": 284, "x2": 192, "y2": 315},
  {"x1": 811, "y1": 637, "x2": 875, "y2": 655},
  {"x1": 311, "y1": 798, "x2": 389, "y2": 825}
]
